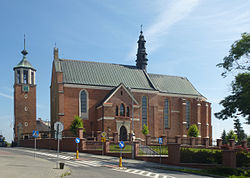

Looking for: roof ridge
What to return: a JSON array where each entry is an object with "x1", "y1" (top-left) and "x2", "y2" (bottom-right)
[
  {"x1": 149, "y1": 73, "x2": 187, "y2": 79},
  {"x1": 59, "y1": 58, "x2": 136, "y2": 68}
]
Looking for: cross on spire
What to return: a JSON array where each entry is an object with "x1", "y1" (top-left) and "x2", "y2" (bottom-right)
[{"x1": 21, "y1": 34, "x2": 28, "y2": 56}]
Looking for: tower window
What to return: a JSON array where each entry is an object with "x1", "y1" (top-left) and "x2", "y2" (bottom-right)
[
  {"x1": 186, "y1": 101, "x2": 190, "y2": 128},
  {"x1": 142, "y1": 96, "x2": 147, "y2": 126},
  {"x1": 120, "y1": 104, "x2": 125, "y2": 116},
  {"x1": 126, "y1": 106, "x2": 130, "y2": 117},
  {"x1": 16, "y1": 70, "x2": 20, "y2": 84},
  {"x1": 23, "y1": 70, "x2": 28, "y2": 84},
  {"x1": 31, "y1": 72, "x2": 34, "y2": 85},
  {"x1": 164, "y1": 99, "x2": 169, "y2": 128},
  {"x1": 116, "y1": 106, "x2": 118, "y2": 116}
]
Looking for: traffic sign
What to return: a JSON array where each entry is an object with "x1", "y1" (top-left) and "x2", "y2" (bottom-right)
[
  {"x1": 32, "y1": 130, "x2": 39, "y2": 138},
  {"x1": 159, "y1": 137, "x2": 163, "y2": 144},
  {"x1": 101, "y1": 132, "x2": 107, "y2": 137},
  {"x1": 54, "y1": 122, "x2": 64, "y2": 132},
  {"x1": 75, "y1": 137, "x2": 80, "y2": 143},
  {"x1": 101, "y1": 137, "x2": 106, "y2": 142},
  {"x1": 119, "y1": 141, "x2": 125, "y2": 148},
  {"x1": 54, "y1": 132, "x2": 62, "y2": 140}
]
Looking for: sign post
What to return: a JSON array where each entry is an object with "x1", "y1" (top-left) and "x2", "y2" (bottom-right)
[
  {"x1": 101, "y1": 132, "x2": 106, "y2": 156},
  {"x1": 159, "y1": 137, "x2": 163, "y2": 164},
  {"x1": 54, "y1": 121, "x2": 64, "y2": 168},
  {"x1": 75, "y1": 138, "x2": 80, "y2": 159},
  {"x1": 32, "y1": 130, "x2": 39, "y2": 159},
  {"x1": 119, "y1": 141, "x2": 124, "y2": 167}
]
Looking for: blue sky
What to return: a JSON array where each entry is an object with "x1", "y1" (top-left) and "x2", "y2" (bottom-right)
[{"x1": 0, "y1": 0, "x2": 249, "y2": 142}]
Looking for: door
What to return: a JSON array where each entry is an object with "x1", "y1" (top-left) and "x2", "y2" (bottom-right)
[{"x1": 119, "y1": 126, "x2": 127, "y2": 141}]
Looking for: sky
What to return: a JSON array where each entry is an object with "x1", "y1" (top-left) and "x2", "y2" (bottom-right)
[{"x1": 0, "y1": 0, "x2": 249, "y2": 142}]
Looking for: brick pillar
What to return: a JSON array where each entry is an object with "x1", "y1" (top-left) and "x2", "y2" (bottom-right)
[
  {"x1": 129, "y1": 133, "x2": 133, "y2": 142},
  {"x1": 203, "y1": 137, "x2": 209, "y2": 148},
  {"x1": 146, "y1": 135, "x2": 151, "y2": 145},
  {"x1": 197, "y1": 103, "x2": 201, "y2": 136},
  {"x1": 217, "y1": 139, "x2": 222, "y2": 149},
  {"x1": 241, "y1": 140, "x2": 247, "y2": 148},
  {"x1": 182, "y1": 102, "x2": 187, "y2": 137},
  {"x1": 134, "y1": 141, "x2": 139, "y2": 157},
  {"x1": 81, "y1": 139, "x2": 86, "y2": 151},
  {"x1": 222, "y1": 150, "x2": 236, "y2": 168},
  {"x1": 176, "y1": 135, "x2": 181, "y2": 144},
  {"x1": 161, "y1": 135, "x2": 167, "y2": 145},
  {"x1": 97, "y1": 131, "x2": 101, "y2": 142},
  {"x1": 113, "y1": 132, "x2": 118, "y2": 143},
  {"x1": 167, "y1": 143, "x2": 180, "y2": 165},
  {"x1": 78, "y1": 128, "x2": 83, "y2": 139},
  {"x1": 229, "y1": 139, "x2": 235, "y2": 149},
  {"x1": 104, "y1": 141, "x2": 110, "y2": 154},
  {"x1": 190, "y1": 137, "x2": 195, "y2": 147}
]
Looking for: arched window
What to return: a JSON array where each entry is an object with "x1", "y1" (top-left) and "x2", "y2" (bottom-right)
[
  {"x1": 126, "y1": 106, "x2": 130, "y2": 117},
  {"x1": 23, "y1": 70, "x2": 28, "y2": 84},
  {"x1": 116, "y1": 106, "x2": 119, "y2": 116},
  {"x1": 120, "y1": 104, "x2": 125, "y2": 116},
  {"x1": 16, "y1": 70, "x2": 20, "y2": 84},
  {"x1": 80, "y1": 90, "x2": 88, "y2": 118},
  {"x1": 164, "y1": 99, "x2": 169, "y2": 128},
  {"x1": 186, "y1": 101, "x2": 190, "y2": 128},
  {"x1": 142, "y1": 96, "x2": 147, "y2": 126}
]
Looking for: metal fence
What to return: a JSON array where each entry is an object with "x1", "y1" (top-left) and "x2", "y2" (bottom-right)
[{"x1": 139, "y1": 144, "x2": 168, "y2": 156}]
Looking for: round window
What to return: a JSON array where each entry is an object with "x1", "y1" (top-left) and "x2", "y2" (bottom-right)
[
  {"x1": 24, "y1": 122, "x2": 28, "y2": 127},
  {"x1": 24, "y1": 106, "x2": 28, "y2": 111},
  {"x1": 24, "y1": 94, "x2": 28, "y2": 99}
]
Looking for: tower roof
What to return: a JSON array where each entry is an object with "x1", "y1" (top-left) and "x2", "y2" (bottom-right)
[{"x1": 13, "y1": 36, "x2": 36, "y2": 71}]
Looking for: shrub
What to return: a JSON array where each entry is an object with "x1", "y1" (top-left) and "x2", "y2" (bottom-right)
[
  {"x1": 187, "y1": 124, "x2": 199, "y2": 137},
  {"x1": 226, "y1": 130, "x2": 238, "y2": 142},
  {"x1": 236, "y1": 151, "x2": 250, "y2": 167},
  {"x1": 70, "y1": 115, "x2": 85, "y2": 136},
  {"x1": 142, "y1": 124, "x2": 149, "y2": 136}
]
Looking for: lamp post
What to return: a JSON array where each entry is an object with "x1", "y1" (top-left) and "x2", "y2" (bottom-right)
[{"x1": 129, "y1": 87, "x2": 135, "y2": 159}]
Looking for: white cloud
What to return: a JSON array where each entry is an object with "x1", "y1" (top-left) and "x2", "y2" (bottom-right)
[
  {"x1": 128, "y1": 0, "x2": 200, "y2": 59},
  {"x1": 0, "y1": 92, "x2": 13, "y2": 100}
]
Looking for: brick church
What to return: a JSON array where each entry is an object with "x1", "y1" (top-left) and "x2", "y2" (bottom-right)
[
  {"x1": 50, "y1": 30, "x2": 212, "y2": 141},
  {"x1": 13, "y1": 30, "x2": 212, "y2": 142}
]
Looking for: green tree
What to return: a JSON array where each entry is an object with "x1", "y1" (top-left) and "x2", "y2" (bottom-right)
[
  {"x1": 187, "y1": 124, "x2": 199, "y2": 137},
  {"x1": 226, "y1": 130, "x2": 238, "y2": 143},
  {"x1": 247, "y1": 135, "x2": 250, "y2": 143},
  {"x1": 221, "y1": 130, "x2": 227, "y2": 144},
  {"x1": 215, "y1": 32, "x2": 250, "y2": 124},
  {"x1": 142, "y1": 124, "x2": 149, "y2": 136},
  {"x1": 70, "y1": 115, "x2": 85, "y2": 136},
  {"x1": 234, "y1": 118, "x2": 247, "y2": 144}
]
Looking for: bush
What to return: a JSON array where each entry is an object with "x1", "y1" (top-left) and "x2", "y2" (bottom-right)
[
  {"x1": 180, "y1": 148, "x2": 222, "y2": 164},
  {"x1": 70, "y1": 115, "x2": 85, "y2": 136},
  {"x1": 142, "y1": 124, "x2": 149, "y2": 136},
  {"x1": 236, "y1": 151, "x2": 250, "y2": 167},
  {"x1": 226, "y1": 130, "x2": 238, "y2": 142},
  {"x1": 188, "y1": 124, "x2": 199, "y2": 137}
]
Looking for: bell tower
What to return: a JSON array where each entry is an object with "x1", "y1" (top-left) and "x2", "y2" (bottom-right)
[
  {"x1": 136, "y1": 25, "x2": 148, "y2": 71},
  {"x1": 13, "y1": 36, "x2": 36, "y2": 142}
]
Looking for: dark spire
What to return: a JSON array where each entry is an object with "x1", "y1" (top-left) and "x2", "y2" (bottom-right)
[
  {"x1": 21, "y1": 34, "x2": 28, "y2": 56},
  {"x1": 136, "y1": 25, "x2": 148, "y2": 70}
]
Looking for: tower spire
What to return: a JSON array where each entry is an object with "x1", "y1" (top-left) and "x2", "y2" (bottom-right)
[
  {"x1": 21, "y1": 34, "x2": 28, "y2": 56},
  {"x1": 136, "y1": 25, "x2": 148, "y2": 70}
]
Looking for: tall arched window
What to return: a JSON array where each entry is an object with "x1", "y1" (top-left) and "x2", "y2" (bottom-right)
[
  {"x1": 186, "y1": 101, "x2": 190, "y2": 128},
  {"x1": 142, "y1": 96, "x2": 148, "y2": 126},
  {"x1": 116, "y1": 106, "x2": 119, "y2": 116},
  {"x1": 80, "y1": 90, "x2": 88, "y2": 118},
  {"x1": 164, "y1": 99, "x2": 169, "y2": 128},
  {"x1": 120, "y1": 104, "x2": 125, "y2": 116},
  {"x1": 126, "y1": 106, "x2": 130, "y2": 117}
]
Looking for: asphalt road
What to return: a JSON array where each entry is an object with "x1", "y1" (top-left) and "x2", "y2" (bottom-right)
[{"x1": 0, "y1": 147, "x2": 212, "y2": 178}]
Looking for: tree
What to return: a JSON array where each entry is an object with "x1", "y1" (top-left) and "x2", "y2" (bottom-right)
[
  {"x1": 187, "y1": 124, "x2": 199, "y2": 137},
  {"x1": 217, "y1": 32, "x2": 250, "y2": 77},
  {"x1": 247, "y1": 135, "x2": 250, "y2": 143},
  {"x1": 221, "y1": 130, "x2": 227, "y2": 144},
  {"x1": 142, "y1": 124, "x2": 149, "y2": 136},
  {"x1": 234, "y1": 118, "x2": 247, "y2": 144},
  {"x1": 226, "y1": 130, "x2": 238, "y2": 143},
  {"x1": 215, "y1": 32, "x2": 250, "y2": 124},
  {"x1": 70, "y1": 115, "x2": 85, "y2": 136}
]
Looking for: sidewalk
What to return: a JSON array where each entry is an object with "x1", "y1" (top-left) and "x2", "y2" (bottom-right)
[{"x1": 0, "y1": 148, "x2": 71, "y2": 178}]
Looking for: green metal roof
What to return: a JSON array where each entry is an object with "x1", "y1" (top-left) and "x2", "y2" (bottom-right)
[
  {"x1": 149, "y1": 74, "x2": 202, "y2": 96},
  {"x1": 58, "y1": 59, "x2": 154, "y2": 90},
  {"x1": 14, "y1": 56, "x2": 36, "y2": 71},
  {"x1": 56, "y1": 59, "x2": 203, "y2": 96}
]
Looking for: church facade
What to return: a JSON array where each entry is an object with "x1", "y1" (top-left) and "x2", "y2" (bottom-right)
[{"x1": 50, "y1": 31, "x2": 212, "y2": 141}]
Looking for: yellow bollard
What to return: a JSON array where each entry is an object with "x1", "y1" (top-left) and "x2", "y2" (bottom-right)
[
  {"x1": 76, "y1": 150, "x2": 79, "y2": 159},
  {"x1": 119, "y1": 157, "x2": 122, "y2": 167}
]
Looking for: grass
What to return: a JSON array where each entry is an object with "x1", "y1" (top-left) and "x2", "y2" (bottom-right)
[
  {"x1": 109, "y1": 144, "x2": 132, "y2": 153},
  {"x1": 150, "y1": 146, "x2": 168, "y2": 155}
]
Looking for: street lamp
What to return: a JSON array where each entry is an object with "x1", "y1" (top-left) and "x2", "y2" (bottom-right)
[{"x1": 129, "y1": 87, "x2": 135, "y2": 159}]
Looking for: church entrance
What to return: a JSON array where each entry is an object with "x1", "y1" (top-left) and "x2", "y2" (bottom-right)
[{"x1": 119, "y1": 126, "x2": 127, "y2": 141}]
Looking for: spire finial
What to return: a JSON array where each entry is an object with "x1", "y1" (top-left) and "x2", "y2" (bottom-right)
[
  {"x1": 140, "y1": 24, "x2": 143, "y2": 34},
  {"x1": 21, "y1": 34, "x2": 28, "y2": 56}
]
